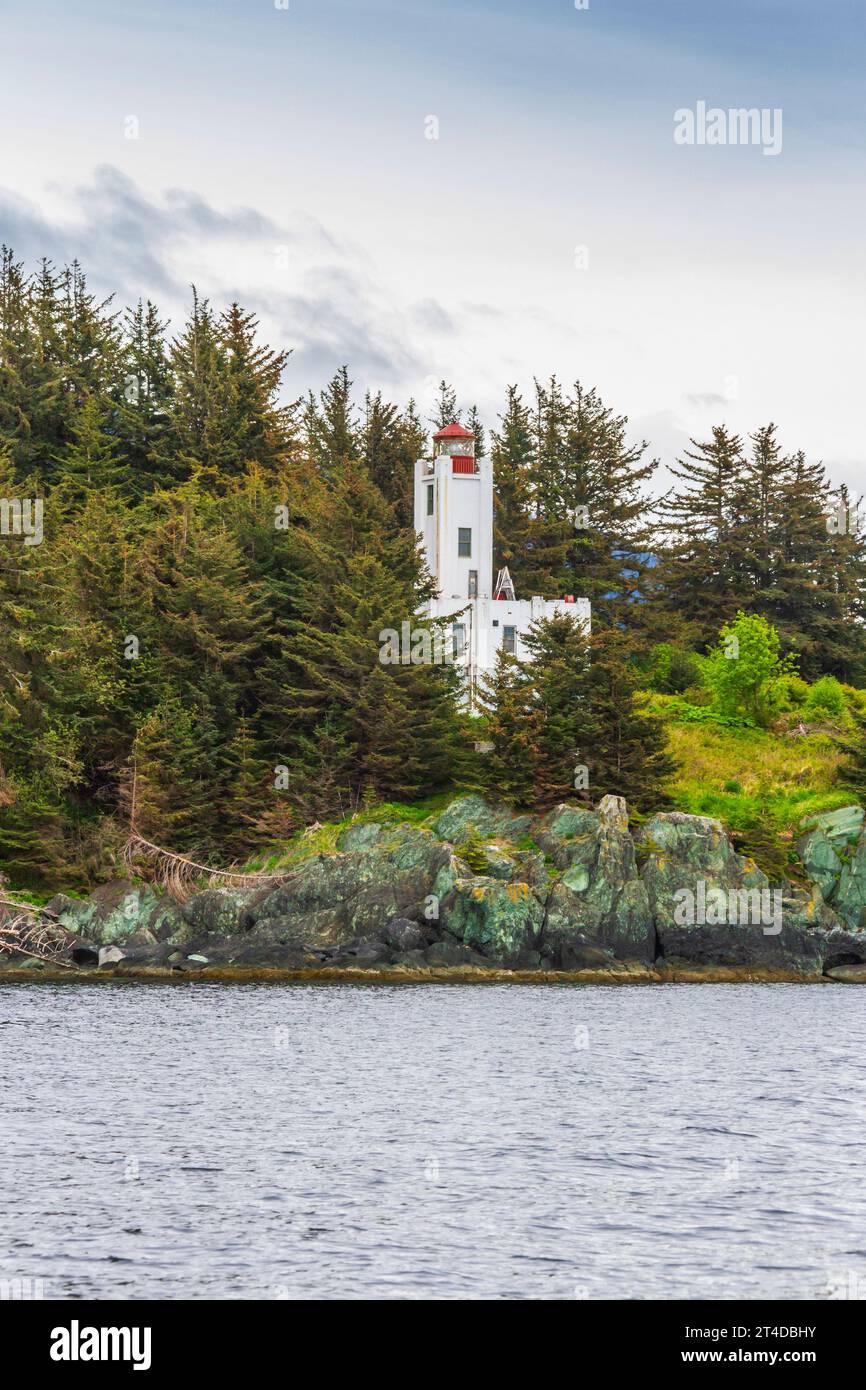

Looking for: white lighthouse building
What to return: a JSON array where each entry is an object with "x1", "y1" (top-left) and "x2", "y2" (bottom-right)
[{"x1": 414, "y1": 423, "x2": 591, "y2": 706}]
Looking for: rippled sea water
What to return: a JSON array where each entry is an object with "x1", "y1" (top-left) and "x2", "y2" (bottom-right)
[{"x1": 2, "y1": 981, "x2": 865, "y2": 1300}]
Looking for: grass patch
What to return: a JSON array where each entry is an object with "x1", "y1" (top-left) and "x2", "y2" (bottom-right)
[{"x1": 646, "y1": 692, "x2": 856, "y2": 874}]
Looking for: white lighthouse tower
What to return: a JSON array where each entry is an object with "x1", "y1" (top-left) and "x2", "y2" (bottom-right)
[{"x1": 414, "y1": 423, "x2": 591, "y2": 706}]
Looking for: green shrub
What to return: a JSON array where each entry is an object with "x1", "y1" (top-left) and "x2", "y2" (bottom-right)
[
  {"x1": 457, "y1": 825, "x2": 490, "y2": 873},
  {"x1": 805, "y1": 676, "x2": 847, "y2": 719},
  {"x1": 645, "y1": 643, "x2": 703, "y2": 695},
  {"x1": 704, "y1": 612, "x2": 798, "y2": 727},
  {"x1": 776, "y1": 674, "x2": 810, "y2": 711}
]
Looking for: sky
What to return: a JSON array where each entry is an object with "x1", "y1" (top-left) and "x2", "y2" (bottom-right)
[{"x1": 0, "y1": 0, "x2": 863, "y2": 489}]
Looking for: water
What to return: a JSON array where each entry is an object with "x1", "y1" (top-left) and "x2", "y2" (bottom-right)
[{"x1": 2, "y1": 980, "x2": 865, "y2": 1301}]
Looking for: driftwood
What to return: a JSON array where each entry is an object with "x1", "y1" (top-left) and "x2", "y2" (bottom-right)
[
  {"x1": 0, "y1": 895, "x2": 74, "y2": 969},
  {"x1": 121, "y1": 831, "x2": 292, "y2": 903}
]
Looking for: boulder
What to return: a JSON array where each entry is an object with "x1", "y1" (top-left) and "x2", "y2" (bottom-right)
[
  {"x1": 384, "y1": 918, "x2": 426, "y2": 951},
  {"x1": 336, "y1": 822, "x2": 386, "y2": 853},
  {"x1": 250, "y1": 831, "x2": 449, "y2": 939},
  {"x1": 440, "y1": 877, "x2": 544, "y2": 963},
  {"x1": 541, "y1": 795, "x2": 654, "y2": 965},
  {"x1": 180, "y1": 887, "x2": 262, "y2": 937},
  {"x1": 825, "y1": 962, "x2": 866, "y2": 982},
  {"x1": 641, "y1": 811, "x2": 866, "y2": 973},
  {"x1": 478, "y1": 844, "x2": 518, "y2": 880},
  {"x1": 249, "y1": 910, "x2": 348, "y2": 952},
  {"x1": 425, "y1": 939, "x2": 488, "y2": 967},
  {"x1": 800, "y1": 805, "x2": 864, "y2": 847},
  {"x1": 393, "y1": 948, "x2": 428, "y2": 967},
  {"x1": 98, "y1": 944, "x2": 127, "y2": 966},
  {"x1": 831, "y1": 831, "x2": 866, "y2": 930},
  {"x1": 69, "y1": 940, "x2": 99, "y2": 966},
  {"x1": 796, "y1": 827, "x2": 843, "y2": 899},
  {"x1": 47, "y1": 881, "x2": 160, "y2": 945},
  {"x1": 534, "y1": 804, "x2": 600, "y2": 870},
  {"x1": 430, "y1": 795, "x2": 533, "y2": 845}
]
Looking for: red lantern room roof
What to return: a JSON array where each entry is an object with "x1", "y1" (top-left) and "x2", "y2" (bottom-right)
[{"x1": 433, "y1": 422, "x2": 474, "y2": 440}]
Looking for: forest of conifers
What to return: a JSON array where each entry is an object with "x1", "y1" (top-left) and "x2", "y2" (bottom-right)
[{"x1": 0, "y1": 248, "x2": 864, "y2": 889}]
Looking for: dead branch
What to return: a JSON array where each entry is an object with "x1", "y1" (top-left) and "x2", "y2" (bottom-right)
[
  {"x1": 121, "y1": 830, "x2": 292, "y2": 903},
  {"x1": 0, "y1": 897, "x2": 74, "y2": 969}
]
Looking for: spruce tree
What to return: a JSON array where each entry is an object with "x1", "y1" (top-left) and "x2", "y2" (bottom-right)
[
  {"x1": 466, "y1": 403, "x2": 486, "y2": 460},
  {"x1": 478, "y1": 649, "x2": 537, "y2": 807},
  {"x1": 490, "y1": 385, "x2": 533, "y2": 582},
  {"x1": 583, "y1": 627, "x2": 674, "y2": 809},
  {"x1": 430, "y1": 379, "x2": 459, "y2": 429},
  {"x1": 657, "y1": 426, "x2": 749, "y2": 649},
  {"x1": 304, "y1": 365, "x2": 357, "y2": 477},
  {"x1": 522, "y1": 613, "x2": 598, "y2": 808}
]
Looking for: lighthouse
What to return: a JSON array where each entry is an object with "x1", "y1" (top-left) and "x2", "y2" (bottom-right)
[{"x1": 414, "y1": 423, "x2": 591, "y2": 706}]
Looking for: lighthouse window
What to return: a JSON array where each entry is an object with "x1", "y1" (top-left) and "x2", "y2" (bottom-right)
[
  {"x1": 458, "y1": 527, "x2": 472, "y2": 557},
  {"x1": 468, "y1": 570, "x2": 478, "y2": 597},
  {"x1": 503, "y1": 626, "x2": 516, "y2": 655},
  {"x1": 452, "y1": 623, "x2": 466, "y2": 659},
  {"x1": 426, "y1": 484, "x2": 434, "y2": 515}
]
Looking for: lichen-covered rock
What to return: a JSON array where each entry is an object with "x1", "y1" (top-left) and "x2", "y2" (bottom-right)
[
  {"x1": 541, "y1": 796, "x2": 653, "y2": 964},
  {"x1": 477, "y1": 844, "x2": 518, "y2": 880},
  {"x1": 248, "y1": 911, "x2": 346, "y2": 952},
  {"x1": 21, "y1": 794, "x2": 866, "y2": 978},
  {"x1": 800, "y1": 805, "x2": 864, "y2": 847},
  {"x1": 430, "y1": 795, "x2": 533, "y2": 845},
  {"x1": 639, "y1": 812, "x2": 866, "y2": 973},
  {"x1": 440, "y1": 877, "x2": 544, "y2": 963},
  {"x1": 47, "y1": 881, "x2": 161, "y2": 946},
  {"x1": 796, "y1": 828, "x2": 843, "y2": 900},
  {"x1": 533, "y1": 804, "x2": 599, "y2": 871},
  {"x1": 335, "y1": 822, "x2": 386, "y2": 853},
  {"x1": 181, "y1": 887, "x2": 261, "y2": 937},
  {"x1": 831, "y1": 832, "x2": 866, "y2": 930},
  {"x1": 642, "y1": 811, "x2": 781, "y2": 967}
]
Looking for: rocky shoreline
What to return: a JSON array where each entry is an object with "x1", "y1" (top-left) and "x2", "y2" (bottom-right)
[{"x1": 4, "y1": 795, "x2": 866, "y2": 983}]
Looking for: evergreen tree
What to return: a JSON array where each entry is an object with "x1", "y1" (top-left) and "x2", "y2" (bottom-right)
[
  {"x1": 582, "y1": 626, "x2": 674, "y2": 808},
  {"x1": 490, "y1": 385, "x2": 533, "y2": 581},
  {"x1": 150, "y1": 289, "x2": 227, "y2": 484},
  {"x1": 478, "y1": 649, "x2": 537, "y2": 807},
  {"x1": 304, "y1": 365, "x2": 357, "y2": 477},
  {"x1": 522, "y1": 613, "x2": 598, "y2": 808},
  {"x1": 127, "y1": 698, "x2": 221, "y2": 854},
  {"x1": 53, "y1": 394, "x2": 129, "y2": 502},
  {"x1": 482, "y1": 615, "x2": 673, "y2": 812},
  {"x1": 430, "y1": 379, "x2": 459, "y2": 429},
  {"x1": 217, "y1": 302, "x2": 299, "y2": 475},
  {"x1": 466, "y1": 403, "x2": 486, "y2": 460},
  {"x1": 657, "y1": 426, "x2": 749, "y2": 648},
  {"x1": 515, "y1": 378, "x2": 658, "y2": 627},
  {"x1": 835, "y1": 708, "x2": 866, "y2": 803},
  {"x1": 119, "y1": 300, "x2": 172, "y2": 494}
]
